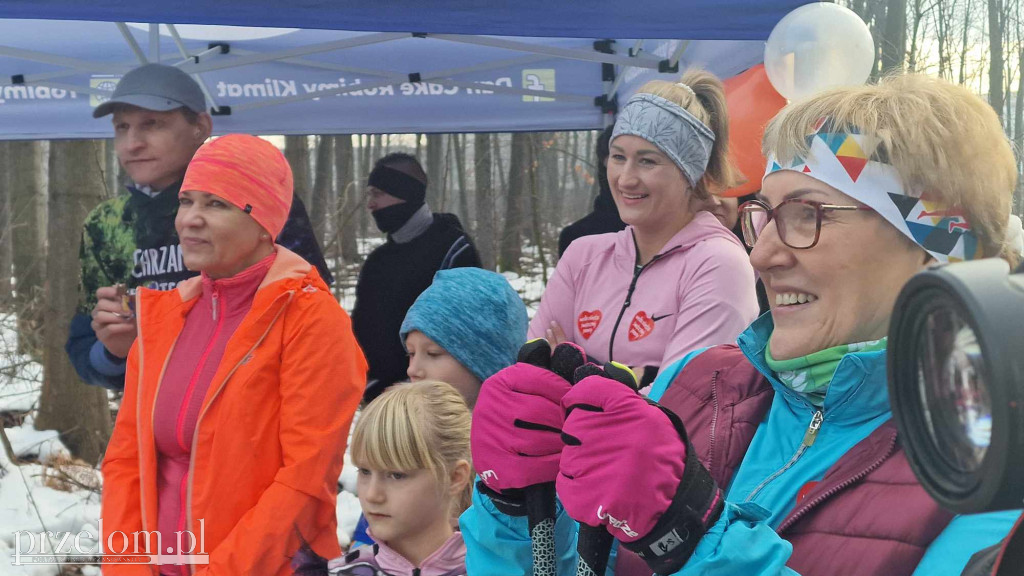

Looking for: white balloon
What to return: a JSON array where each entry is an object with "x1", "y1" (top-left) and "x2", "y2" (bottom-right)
[{"x1": 764, "y1": 3, "x2": 875, "y2": 101}]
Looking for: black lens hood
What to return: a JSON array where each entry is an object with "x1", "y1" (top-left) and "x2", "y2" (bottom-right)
[{"x1": 890, "y1": 259, "x2": 1024, "y2": 513}]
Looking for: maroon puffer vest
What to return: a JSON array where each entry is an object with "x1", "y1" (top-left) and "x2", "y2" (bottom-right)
[{"x1": 613, "y1": 345, "x2": 953, "y2": 576}]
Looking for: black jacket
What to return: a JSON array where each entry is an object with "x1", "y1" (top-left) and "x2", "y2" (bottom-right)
[
  {"x1": 557, "y1": 188, "x2": 626, "y2": 257},
  {"x1": 351, "y1": 213, "x2": 481, "y2": 402}
]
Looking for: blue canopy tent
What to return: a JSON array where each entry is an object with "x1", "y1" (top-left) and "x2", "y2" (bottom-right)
[{"x1": 0, "y1": 1, "x2": 812, "y2": 139}]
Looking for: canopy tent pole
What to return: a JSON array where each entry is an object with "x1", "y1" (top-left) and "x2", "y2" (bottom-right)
[
  {"x1": 0, "y1": 45, "x2": 122, "y2": 73},
  {"x1": 176, "y1": 32, "x2": 407, "y2": 74},
  {"x1": 228, "y1": 48, "x2": 550, "y2": 81},
  {"x1": 602, "y1": 40, "x2": 635, "y2": 102},
  {"x1": 116, "y1": 22, "x2": 148, "y2": 64},
  {"x1": 166, "y1": 24, "x2": 226, "y2": 113},
  {"x1": 668, "y1": 40, "x2": 689, "y2": 70},
  {"x1": 180, "y1": 44, "x2": 228, "y2": 64},
  {"x1": 0, "y1": 65, "x2": 99, "y2": 87},
  {"x1": 1, "y1": 78, "x2": 109, "y2": 97},
  {"x1": 427, "y1": 33, "x2": 666, "y2": 69},
  {"x1": 149, "y1": 23, "x2": 160, "y2": 62}
]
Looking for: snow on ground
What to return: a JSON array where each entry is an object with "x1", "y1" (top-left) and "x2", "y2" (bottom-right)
[
  {"x1": 0, "y1": 315, "x2": 42, "y2": 415},
  {"x1": 0, "y1": 422, "x2": 102, "y2": 576}
]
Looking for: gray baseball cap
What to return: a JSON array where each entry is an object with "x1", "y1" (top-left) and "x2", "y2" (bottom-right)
[{"x1": 92, "y1": 63, "x2": 207, "y2": 118}]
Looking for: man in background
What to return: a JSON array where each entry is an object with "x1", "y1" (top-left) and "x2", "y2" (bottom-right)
[{"x1": 67, "y1": 63, "x2": 331, "y2": 390}]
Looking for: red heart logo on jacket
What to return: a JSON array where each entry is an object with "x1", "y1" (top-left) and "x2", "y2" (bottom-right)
[
  {"x1": 577, "y1": 310, "x2": 602, "y2": 340},
  {"x1": 628, "y1": 311, "x2": 655, "y2": 342}
]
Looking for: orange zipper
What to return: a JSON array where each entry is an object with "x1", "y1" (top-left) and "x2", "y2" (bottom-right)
[{"x1": 182, "y1": 291, "x2": 294, "y2": 575}]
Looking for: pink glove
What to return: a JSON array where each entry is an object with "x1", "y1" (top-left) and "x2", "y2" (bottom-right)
[
  {"x1": 557, "y1": 369, "x2": 723, "y2": 574},
  {"x1": 472, "y1": 363, "x2": 570, "y2": 494},
  {"x1": 471, "y1": 340, "x2": 588, "y2": 498}
]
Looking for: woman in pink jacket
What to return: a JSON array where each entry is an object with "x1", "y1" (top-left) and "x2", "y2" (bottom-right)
[{"x1": 531, "y1": 69, "x2": 759, "y2": 387}]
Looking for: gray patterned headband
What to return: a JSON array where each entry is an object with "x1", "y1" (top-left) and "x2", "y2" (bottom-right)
[{"x1": 611, "y1": 93, "x2": 715, "y2": 187}]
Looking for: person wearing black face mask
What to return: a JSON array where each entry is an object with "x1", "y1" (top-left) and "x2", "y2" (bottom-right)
[{"x1": 351, "y1": 152, "x2": 482, "y2": 402}]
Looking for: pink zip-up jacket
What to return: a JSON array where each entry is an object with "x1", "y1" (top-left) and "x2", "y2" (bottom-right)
[
  {"x1": 529, "y1": 211, "x2": 758, "y2": 372},
  {"x1": 328, "y1": 531, "x2": 466, "y2": 575}
]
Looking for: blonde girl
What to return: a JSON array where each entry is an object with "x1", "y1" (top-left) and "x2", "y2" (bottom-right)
[{"x1": 292, "y1": 380, "x2": 472, "y2": 576}]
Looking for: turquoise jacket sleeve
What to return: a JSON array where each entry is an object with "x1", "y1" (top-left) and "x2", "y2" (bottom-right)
[
  {"x1": 912, "y1": 510, "x2": 1023, "y2": 575},
  {"x1": 461, "y1": 484, "x2": 580, "y2": 576},
  {"x1": 668, "y1": 502, "x2": 798, "y2": 575},
  {"x1": 648, "y1": 348, "x2": 709, "y2": 401}
]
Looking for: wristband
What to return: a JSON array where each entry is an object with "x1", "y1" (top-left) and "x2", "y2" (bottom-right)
[
  {"x1": 621, "y1": 402, "x2": 723, "y2": 574},
  {"x1": 477, "y1": 480, "x2": 528, "y2": 517}
]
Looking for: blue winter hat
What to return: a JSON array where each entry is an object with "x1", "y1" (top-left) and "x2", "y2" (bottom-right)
[{"x1": 400, "y1": 268, "x2": 528, "y2": 382}]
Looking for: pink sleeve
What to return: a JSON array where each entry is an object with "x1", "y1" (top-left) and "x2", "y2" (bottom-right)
[
  {"x1": 528, "y1": 254, "x2": 578, "y2": 341},
  {"x1": 659, "y1": 241, "x2": 760, "y2": 368}
]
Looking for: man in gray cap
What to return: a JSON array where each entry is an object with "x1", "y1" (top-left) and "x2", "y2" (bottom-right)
[{"x1": 66, "y1": 63, "x2": 332, "y2": 390}]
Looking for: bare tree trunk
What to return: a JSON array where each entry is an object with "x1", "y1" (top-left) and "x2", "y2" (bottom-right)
[
  {"x1": 882, "y1": 0, "x2": 908, "y2": 72},
  {"x1": 866, "y1": 0, "x2": 888, "y2": 78},
  {"x1": 960, "y1": 0, "x2": 974, "y2": 84},
  {"x1": 335, "y1": 135, "x2": 360, "y2": 264},
  {"x1": 359, "y1": 135, "x2": 372, "y2": 242},
  {"x1": 567, "y1": 132, "x2": 583, "y2": 219},
  {"x1": 499, "y1": 133, "x2": 528, "y2": 273},
  {"x1": 285, "y1": 135, "x2": 311, "y2": 208},
  {"x1": 907, "y1": 0, "x2": 925, "y2": 70},
  {"x1": 474, "y1": 134, "x2": 496, "y2": 269},
  {"x1": 0, "y1": 143, "x2": 11, "y2": 310},
  {"x1": 493, "y1": 134, "x2": 508, "y2": 194},
  {"x1": 527, "y1": 136, "x2": 550, "y2": 284},
  {"x1": 372, "y1": 134, "x2": 383, "y2": 165},
  {"x1": 539, "y1": 133, "x2": 562, "y2": 231},
  {"x1": 311, "y1": 136, "x2": 333, "y2": 243},
  {"x1": 1015, "y1": 46, "x2": 1023, "y2": 155},
  {"x1": 426, "y1": 134, "x2": 445, "y2": 209},
  {"x1": 988, "y1": 0, "x2": 1006, "y2": 121},
  {"x1": 934, "y1": 0, "x2": 955, "y2": 79},
  {"x1": 582, "y1": 131, "x2": 597, "y2": 216},
  {"x1": 105, "y1": 138, "x2": 120, "y2": 199},
  {"x1": 10, "y1": 141, "x2": 45, "y2": 356},
  {"x1": 36, "y1": 140, "x2": 112, "y2": 465},
  {"x1": 453, "y1": 134, "x2": 471, "y2": 232}
]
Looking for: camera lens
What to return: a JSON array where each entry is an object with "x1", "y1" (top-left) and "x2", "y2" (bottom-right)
[
  {"x1": 891, "y1": 258, "x2": 1024, "y2": 514},
  {"x1": 915, "y1": 308, "x2": 991, "y2": 474}
]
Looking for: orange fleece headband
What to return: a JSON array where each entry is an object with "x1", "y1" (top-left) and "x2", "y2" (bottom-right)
[{"x1": 181, "y1": 134, "x2": 293, "y2": 239}]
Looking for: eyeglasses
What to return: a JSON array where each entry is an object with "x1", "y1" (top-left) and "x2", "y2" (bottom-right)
[{"x1": 739, "y1": 198, "x2": 874, "y2": 250}]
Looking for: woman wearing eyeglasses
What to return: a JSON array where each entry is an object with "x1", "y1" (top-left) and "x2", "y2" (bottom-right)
[{"x1": 464, "y1": 74, "x2": 1020, "y2": 575}]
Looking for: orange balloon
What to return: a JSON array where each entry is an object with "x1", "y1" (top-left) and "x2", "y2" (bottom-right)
[{"x1": 720, "y1": 64, "x2": 787, "y2": 198}]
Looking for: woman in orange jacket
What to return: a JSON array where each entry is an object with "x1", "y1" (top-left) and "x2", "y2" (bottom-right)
[{"x1": 101, "y1": 134, "x2": 366, "y2": 576}]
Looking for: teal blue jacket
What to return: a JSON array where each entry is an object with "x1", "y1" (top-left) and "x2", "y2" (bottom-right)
[{"x1": 460, "y1": 315, "x2": 1020, "y2": 574}]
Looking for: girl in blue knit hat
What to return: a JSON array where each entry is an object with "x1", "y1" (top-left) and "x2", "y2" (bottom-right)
[
  {"x1": 349, "y1": 268, "x2": 528, "y2": 550},
  {"x1": 400, "y1": 267, "x2": 529, "y2": 408}
]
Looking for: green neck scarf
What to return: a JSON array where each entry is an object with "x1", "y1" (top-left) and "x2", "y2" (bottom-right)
[{"x1": 765, "y1": 337, "x2": 887, "y2": 407}]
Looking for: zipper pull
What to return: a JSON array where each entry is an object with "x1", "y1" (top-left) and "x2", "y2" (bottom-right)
[
  {"x1": 211, "y1": 289, "x2": 219, "y2": 321},
  {"x1": 802, "y1": 410, "x2": 824, "y2": 447}
]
